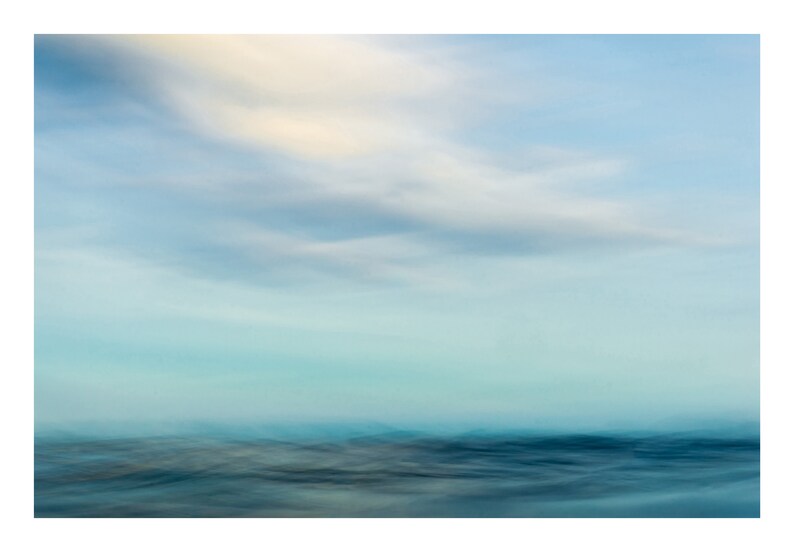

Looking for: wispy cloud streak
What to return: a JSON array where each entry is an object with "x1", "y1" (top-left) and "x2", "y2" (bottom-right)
[{"x1": 40, "y1": 35, "x2": 728, "y2": 287}]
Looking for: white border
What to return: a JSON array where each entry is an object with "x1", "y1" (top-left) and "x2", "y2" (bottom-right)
[{"x1": 4, "y1": 1, "x2": 792, "y2": 551}]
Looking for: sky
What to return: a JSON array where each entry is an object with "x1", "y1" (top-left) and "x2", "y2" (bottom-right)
[{"x1": 34, "y1": 35, "x2": 759, "y2": 433}]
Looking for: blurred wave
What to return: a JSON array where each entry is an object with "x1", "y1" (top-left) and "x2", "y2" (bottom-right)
[{"x1": 35, "y1": 432, "x2": 759, "y2": 517}]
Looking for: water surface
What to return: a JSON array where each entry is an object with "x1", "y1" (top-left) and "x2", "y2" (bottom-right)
[{"x1": 35, "y1": 432, "x2": 760, "y2": 517}]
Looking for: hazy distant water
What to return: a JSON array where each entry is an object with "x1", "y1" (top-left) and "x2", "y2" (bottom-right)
[{"x1": 35, "y1": 433, "x2": 759, "y2": 517}]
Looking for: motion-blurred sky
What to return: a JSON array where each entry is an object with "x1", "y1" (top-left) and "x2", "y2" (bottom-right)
[{"x1": 34, "y1": 35, "x2": 759, "y2": 432}]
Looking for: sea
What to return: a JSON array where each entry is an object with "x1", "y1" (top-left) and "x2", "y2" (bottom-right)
[{"x1": 34, "y1": 428, "x2": 759, "y2": 518}]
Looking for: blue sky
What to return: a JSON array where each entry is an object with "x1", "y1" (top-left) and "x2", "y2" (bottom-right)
[{"x1": 34, "y1": 35, "x2": 759, "y2": 432}]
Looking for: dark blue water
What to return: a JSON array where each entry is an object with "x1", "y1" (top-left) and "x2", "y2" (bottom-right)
[{"x1": 34, "y1": 432, "x2": 759, "y2": 517}]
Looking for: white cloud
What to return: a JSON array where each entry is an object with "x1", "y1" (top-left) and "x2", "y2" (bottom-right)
[
  {"x1": 78, "y1": 35, "x2": 712, "y2": 283},
  {"x1": 211, "y1": 221, "x2": 455, "y2": 288},
  {"x1": 107, "y1": 35, "x2": 456, "y2": 159}
]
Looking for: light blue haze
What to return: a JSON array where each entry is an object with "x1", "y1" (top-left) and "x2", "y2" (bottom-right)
[{"x1": 34, "y1": 35, "x2": 759, "y2": 434}]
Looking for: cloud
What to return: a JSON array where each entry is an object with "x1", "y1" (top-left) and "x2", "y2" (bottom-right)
[
  {"x1": 209, "y1": 221, "x2": 455, "y2": 288},
  {"x1": 41, "y1": 35, "x2": 716, "y2": 288},
  {"x1": 104, "y1": 35, "x2": 457, "y2": 159},
  {"x1": 292, "y1": 145, "x2": 706, "y2": 248}
]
